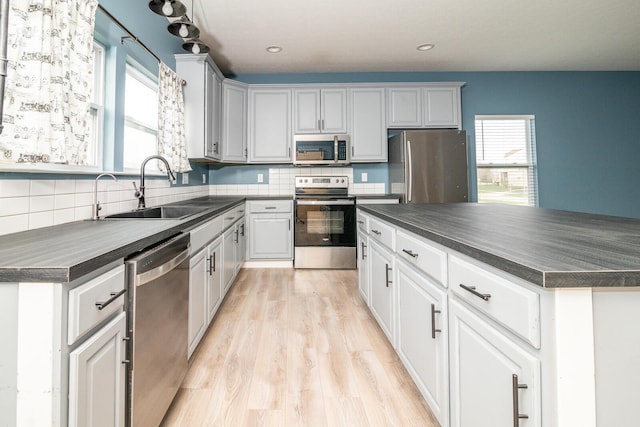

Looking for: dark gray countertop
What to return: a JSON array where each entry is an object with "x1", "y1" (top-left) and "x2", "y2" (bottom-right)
[
  {"x1": 0, "y1": 197, "x2": 244, "y2": 283},
  {"x1": 357, "y1": 203, "x2": 640, "y2": 288}
]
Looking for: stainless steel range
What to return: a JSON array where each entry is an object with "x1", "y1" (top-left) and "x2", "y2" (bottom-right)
[{"x1": 294, "y1": 176, "x2": 356, "y2": 269}]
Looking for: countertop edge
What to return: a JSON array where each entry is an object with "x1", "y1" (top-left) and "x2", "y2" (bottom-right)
[{"x1": 357, "y1": 205, "x2": 640, "y2": 289}]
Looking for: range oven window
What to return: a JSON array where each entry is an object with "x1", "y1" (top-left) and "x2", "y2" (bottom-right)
[{"x1": 295, "y1": 203, "x2": 355, "y2": 247}]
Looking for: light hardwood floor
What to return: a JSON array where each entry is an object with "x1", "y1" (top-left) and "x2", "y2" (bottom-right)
[{"x1": 162, "y1": 268, "x2": 439, "y2": 427}]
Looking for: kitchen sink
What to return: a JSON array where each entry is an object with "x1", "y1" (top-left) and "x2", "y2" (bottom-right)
[{"x1": 104, "y1": 205, "x2": 208, "y2": 220}]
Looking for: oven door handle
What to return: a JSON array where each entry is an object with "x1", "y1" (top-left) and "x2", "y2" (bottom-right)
[{"x1": 296, "y1": 200, "x2": 355, "y2": 206}]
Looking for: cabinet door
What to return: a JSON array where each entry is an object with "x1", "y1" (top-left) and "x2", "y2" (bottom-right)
[
  {"x1": 188, "y1": 248, "x2": 208, "y2": 357},
  {"x1": 207, "y1": 238, "x2": 223, "y2": 322},
  {"x1": 236, "y1": 220, "x2": 246, "y2": 271},
  {"x1": 387, "y1": 87, "x2": 422, "y2": 128},
  {"x1": 449, "y1": 299, "x2": 541, "y2": 427},
  {"x1": 321, "y1": 88, "x2": 348, "y2": 133},
  {"x1": 68, "y1": 312, "x2": 126, "y2": 427},
  {"x1": 369, "y1": 240, "x2": 394, "y2": 344},
  {"x1": 349, "y1": 88, "x2": 387, "y2": 162},
  {"x1": 221, "y1": 81, "x2": 248, "y2": 162},
  {"x1": 397, "y1": 260, "x2": 449, "y2": 427},
  {"x1": 248, "y1": 88, "x2": 292, "y2": 162},
  {"x1": 248, "y1": 214, "x2": 293, "y2": 259},
  {"x1": 357, "y1": 232, "x2": 369, "y2": 304},
  {"x1": 223, "y1": 226, "x2": 237, "y2": 292},
  {"x1": 294, "y1": 89, "x2": 321, "y2": 133},
  {"x1": 176, "y1": 55, "x2": 207, "y2": 159},
  {"x1": 205, "y1": 63, "x2": 222, "y2": 159},
  {"x1": 423, "y1": 86, "x2": 460, "y2": 128}
]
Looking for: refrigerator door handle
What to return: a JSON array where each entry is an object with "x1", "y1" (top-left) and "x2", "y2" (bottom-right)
[{"x1": 407, "y1": 139, "x2": 413, "y2": 202}]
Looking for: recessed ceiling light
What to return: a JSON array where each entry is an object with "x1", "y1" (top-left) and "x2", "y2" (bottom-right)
[
  {"x1": 417, "y1": 44, "x2": 435, "y2": 51},
  {"x1": 266, "y1": 46, "x2": 282, "y2": 53}
]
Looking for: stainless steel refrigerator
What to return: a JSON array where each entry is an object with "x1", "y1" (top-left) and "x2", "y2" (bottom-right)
[{"x1": 388, "y1": 130, "x2": 469, "y2": 203}]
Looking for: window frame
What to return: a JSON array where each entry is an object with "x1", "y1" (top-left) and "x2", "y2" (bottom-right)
[
  {"x1": 88, "y1": 40, "x2": 106, "y2": 169},
  {"x1": 475, "y1": 114, "x2": 539, "y2": 207}
]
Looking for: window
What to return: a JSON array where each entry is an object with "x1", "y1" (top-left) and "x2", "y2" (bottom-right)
[
  {"x1": 475, "y1": 115, "x2": 538, "y2": 206},
  {"x1": 88, "y1": 41, "x2": 105, "y2": 168},
  {"x1": 124, "y1": 63, "x2": 158, "y2": 171}
]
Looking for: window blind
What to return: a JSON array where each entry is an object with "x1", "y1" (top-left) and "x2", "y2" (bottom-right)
[{"x1": 475, "y1": 115, "x2": 538, "y2": 206}]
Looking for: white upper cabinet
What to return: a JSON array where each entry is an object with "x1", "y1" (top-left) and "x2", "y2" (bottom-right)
[
  {"x1": 387, "y1": 87, "x2": 423, "y2": 127},
  {"x1": 349, "y1": 87, "x2": 387, "y2": 162},
  {"x1": 423, "y1": 86, "x2": 460, "y2": 128},
  {"x1": 294, "y1": 87, "x2": 348, "y2": 134},
  {"x1": 248, "y1": 87, "x2": 292, "y2": 163},
  {"x1": 221, "y1": 79, "x2": 248, "y2": 162},
  {"x1": 175, "y1": 54, "x2": 223, "y2": 160},
  {"x1": 387, "y1": 84, "x2": 462, "y2": 129}
]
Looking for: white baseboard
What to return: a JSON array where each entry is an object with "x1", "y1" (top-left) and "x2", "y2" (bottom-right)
[{"x1": 242, "y1": 260, "x2": 293, "y2": 269}]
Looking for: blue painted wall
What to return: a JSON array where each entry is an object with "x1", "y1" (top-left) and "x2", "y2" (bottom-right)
[
  {"x1": 98, "y1": 0, "x2": 183, "y2": 69},
  {"x1": 233, "y1": 72, "x2": 640, "y2": 218}
]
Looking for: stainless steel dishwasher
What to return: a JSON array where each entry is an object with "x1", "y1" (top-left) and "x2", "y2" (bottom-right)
[{"x1": 125, "y1": 232, "x2": 190, "y2": 427}]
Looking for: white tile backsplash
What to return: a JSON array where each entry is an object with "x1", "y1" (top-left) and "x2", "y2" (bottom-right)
[{"x1": 0, "y1": 177, "x2": 210, "y2": 237}]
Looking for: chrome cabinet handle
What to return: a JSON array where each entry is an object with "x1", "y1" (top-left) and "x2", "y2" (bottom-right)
[
  {"x1": 234, "y1": 229, "x2": 239, "y2": 243},
  {"x1": 265, "y1": 206, "x2": 277, "y2": 210},
  {"x1": 357, "y1": 220, "x2": 364, "y2": 224},
  {"x1": 240, "y1": 223, "x2": 245, "y2": 236},
  {"x1": 371, "y1": 229, "x2": 382, "y2": 235},
  {"x1": 95, "y1": 289, "x2": 127, "y2": 310},
  {"x1": 226, "y1": 216, "x2": 235, "y2": 220},
  {"x1": 208, "y1": 254, "x2": 214, "y2": 275},
  {"x1": 512, "y1": 374, "x2": 529, "y2": 426},
  {"x1": 385, "y1": 264, "x2": 392, "y2": 287},
  {"x1": 459, "y1": 283, "x2": 491, "y2": 301},
  {"x1": 402, "y1": 248, "x2": 418, "y2": 258},
  {"x1": 361, "y1": 241, "x2": 367, "y2": 260},
  {"x1": 431, "y1": 304, "x2": 442, "y2": 339},
  {"x1": 213, "y1": 252, "x2": 216, "y2": 272}
]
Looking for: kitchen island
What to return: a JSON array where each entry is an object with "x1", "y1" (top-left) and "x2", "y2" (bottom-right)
[{"x1": 356, "y1": 202, "x2": 640, "y2": 427}]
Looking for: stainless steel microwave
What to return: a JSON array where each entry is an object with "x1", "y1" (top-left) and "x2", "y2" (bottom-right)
[{"x1": 293, "y1": 134, "x2": 350, "y2": 165}]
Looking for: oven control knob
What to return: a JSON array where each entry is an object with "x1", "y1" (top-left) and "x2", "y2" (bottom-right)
[{"x1": 341, "y1": 179, "x2": 345, "y2": 183}]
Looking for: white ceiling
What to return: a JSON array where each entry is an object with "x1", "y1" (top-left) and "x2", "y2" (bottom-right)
[{"x1": 189, "y1": 0, "x2": 640, "y2": 75}]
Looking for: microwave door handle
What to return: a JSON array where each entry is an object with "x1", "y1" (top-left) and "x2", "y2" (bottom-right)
[{"x1": 334, "y1": 135, "x2": 339, "y2": 163}]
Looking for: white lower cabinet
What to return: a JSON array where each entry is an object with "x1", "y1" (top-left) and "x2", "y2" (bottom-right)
[
  {"x1": 246, "y1": 200, "x2": 293, "y2": 260},
  {"x1": 223, "y1": 225, "x2": 237, "y2": 292},
  {"x1": 188, "y1": 208, "x2": 244, "y2": 358},
  {"x1": 68, "y1": 312, "x2": 126, "y2": 427},
  {"x1": 449, "y1": 298, "x2": 541, "y2": 427},
  {"x1": 357, "y1": 231, "x2": 369, "y2": 304},
  {"x1": 397, "y1": 259, "x2": 449, "y2": 427},
  {"x1": 188, "y1": 247, "x2": 209, "y2": 357},
  {"x1": 207, "y1": 238, "x2": 223, "y2": 323},
  {"x1": 369, "y1": 239, "x2": 395, "y2": 344},
  {"x1": 235, "y1": 219, "x2": 246, "y2": 274}
]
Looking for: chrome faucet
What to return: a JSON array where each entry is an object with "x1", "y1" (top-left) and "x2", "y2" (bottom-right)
[
  {"x1": 134, "y1": 155, "x2": 176, "y2": 210},
  {"x1": 93, "y1": 173, "x2": 118, "y2": 220}
]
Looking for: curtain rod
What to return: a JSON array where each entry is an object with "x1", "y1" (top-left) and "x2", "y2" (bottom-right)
[
  {"x1": 97, "y1": 4, "x2": 187, "y2": 85},
  {"x1": 97, "y1": 4, "x2": 161, "y2": 63}
]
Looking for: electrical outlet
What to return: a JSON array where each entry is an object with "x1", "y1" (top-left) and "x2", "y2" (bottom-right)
[
  {"x1": 181, "y1": 173, "x2": 189, "y2": 185},
  {"x1": 257, "y1": 173, "x2": 264, "y2": 183},
  {"x1": 202, "y1": 174, "x2": 207, "y2": 184},
  {"x1": 361, "y1": 172, "x2": 368, "y2": 182}
]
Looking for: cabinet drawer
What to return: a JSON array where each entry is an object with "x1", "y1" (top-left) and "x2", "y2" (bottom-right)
[
  {"x1": 449, "y1": 255, "x2": 540, "y2": 348},
  {"x1": 397, "y1": 230, "x2": 447, "y2": 286},
  {"x1": 368, "y1": 217, "x2": 395, "y2": 251},
  {"x1": 190, "y1": 215, "x2": 223, "y2": 254},
  {"x1": 68, "y1": 265, "x2": 126, "y2": 345},
  {"x1": 222, "y1": 205, "x2": 245, "y2": 229},
  {"x1": 356, "y1": 210, "x2": 369, "y2": 233},
  {"x1": 248, "y1": 200, "x2": 292, "y2": 213}
]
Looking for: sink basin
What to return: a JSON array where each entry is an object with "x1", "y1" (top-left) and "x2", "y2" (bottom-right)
[{"x1": 104, "y1": 205, "x2": 208, "y2": 220}]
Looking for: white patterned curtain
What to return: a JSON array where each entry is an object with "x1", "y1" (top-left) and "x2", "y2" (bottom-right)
[
  {"x1": 157, "y1": 62, "x2": 191, "y2": 172},
  {"x1": 0, "y1": 0, "x2": 98, "y2": 165}
]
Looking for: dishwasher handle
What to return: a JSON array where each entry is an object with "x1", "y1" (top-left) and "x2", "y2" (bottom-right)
[{"x1": 135, "y1": 248, "x2": 190, "y2": 287}]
